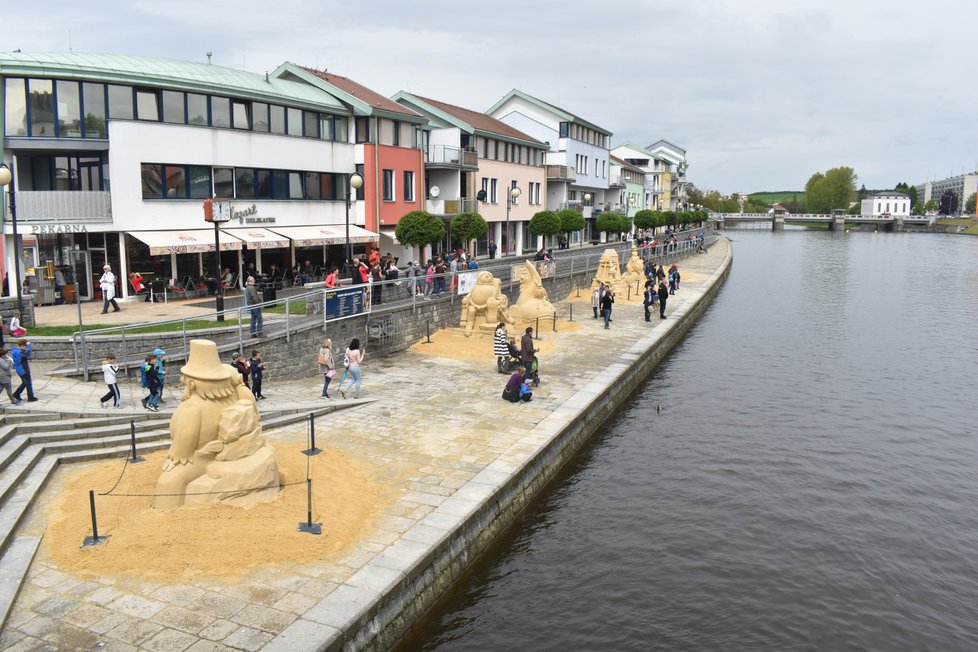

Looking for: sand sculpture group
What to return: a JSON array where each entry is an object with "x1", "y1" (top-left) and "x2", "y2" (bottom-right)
[
  {"x1": 621, "y1": 247, "x2": 646, "y2": 288},
  {"x1": 591, "y1": 248, "x2": 628, "y2": 296},
  {"x1": 459, "y1": 261, "x2": 556, "y2": 335},
  {"x1": 154, "y1": 339, "x2": 280, "y2": 510}
]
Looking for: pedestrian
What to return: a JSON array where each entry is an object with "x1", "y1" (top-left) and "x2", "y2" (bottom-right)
[
  {"x1": 591, "y1": 286, "x2": 601, "y2": 319},
  {"x1": 249, "y1": 350, "x2": 266, "y2": 400},
  {"x1": 245, "y1": 276, "x2": 263, "y2": 338},
  {"x1": 231, "y1": 352, "x2": 250, "y2": 389},
  {"x1": 99, "y1": 353, "x2": 121, "y2": 408},
  {"x1": 488, "y1": 241, "x2": 497, "y2": 259},
  {"x1": 324, "y1": 266, "x2": 338, "y2": 289},
  {"x1": 371, "y1": 263, "x2": 383, "y2": 305},
  {"x1": 54, "y1": 267, "x2": 66, "y2": 304},
  {"x1": 339, "y1": 338, "x2": 365, "y2": 399},
  {"x1": 520, "y1": 327, "x2": 537, "y2": 371},
  {"x1": 669, "y1": 265, "x2": 678, "y2": 295},
  {"x1": 11, "y1": 339, "x2": 36, "y2": 402},
  {"x1": 493, "y1": 322, "x2": 509, "y2": 373},
  {"x1": 502, "y1": 366, "x2": 527, "y2": 402},
  {"x1": 99, "y1": 264, "x2": 121, "y2": 313},
  {"x1": 141, "y1": 354, "x2": 161, "y2": 411},
  {"x1": 0, "y1": 348, "x2": 21, "y2": 405},
  {"x1": 643, "y1": 283, "x2": 656, "y2": 322},
  {"x1": 434, "y1": 257, "x2": 447, "y2": 294},
  {"x1": 318, "y1": 338, "x2": 336, "y2": 398},
  {"x1": 424, "y1": 260, "x2": 434, "y2": 298},
  {"x1": 658, "y1": 280, "x2": 670, "y2": 319},
  {"x1": 600, "y1": 285, "x2": 615, "y2": 328},
  {"x1": 153, "y1": 348, "x2": 168, "y2": 403},
  {"x1": 9, "y1": 309, "x2": 26, "y2": 337},
  {"x1": 656, "y1": 264, "x2": 666, "y2": 284}
]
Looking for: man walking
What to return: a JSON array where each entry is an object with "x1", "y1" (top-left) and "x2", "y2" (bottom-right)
[
  {"x1": 245, "y1": 277, "x2": 263, "y2": 338},
  {"x1": 657, "y1": 280, "x2": 670, "y2": 319},
  {"x1": 643, "y1": 282, "x2": 656, "y2": 322},
  {"x1": 600, "y1": 286, "x2": 615, "y2": 328},
  {"x1": 12, "y1": 339, "x2": 38, "y2": 402},
  {"x1": 99, "y1": 264, "x2": 120, "y2": 314}
]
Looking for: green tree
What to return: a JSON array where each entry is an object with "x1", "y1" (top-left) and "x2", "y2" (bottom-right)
[
  {"x1": 804, "y1": 167, "x2": 857, "y2": 213},
  {"x1": 557, "y1": 209, "x2": 586, "y2": 237},
  {"x1": 394, "y1": 211, "x2": 445, "y2": 250},
  {"x1": 633, "y1": 209, "x2": 657, "y2": 230},
  {"x1": 595, "y1": 212, "x2": 629, "y2": 238},
  {"x1": 528, "y1": 210, "x2": 562, "y2": 237},
  {"x1": 907, "y1": 186, "x2": 920, "y2": 213},
  {"x1": 450, "y1": 212, "x2": 488, "y2": 248},
  {"x1": 966, "y1": 192, "x2": 977, "y2": 214}
]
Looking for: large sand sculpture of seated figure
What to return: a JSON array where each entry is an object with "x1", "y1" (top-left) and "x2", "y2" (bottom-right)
[
  {"x1": 154, "y1": 339, "x2": 280, "y2": 510},
  {"x1": 509, "y1": 260, "x2": 556, "y2": 323},
  {"x1": 460, "y1": 271, "x2": 512, "y2": 336},
  {"x1": 621, "y1": 247, "x2": 646, "y2": 288},
  {"x1": 591, "y1": 248, "x2": 627, "y2": 296}
]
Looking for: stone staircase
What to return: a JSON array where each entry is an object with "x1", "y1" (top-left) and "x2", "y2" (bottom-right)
[{"x1": 0, "y1": 401, "x2": 365, "y2": 628}]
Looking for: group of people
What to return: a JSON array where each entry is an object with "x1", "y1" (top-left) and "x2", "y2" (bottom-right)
[
  {"x1": 495, "y1": 323, "x2": 539, "y2": 403},
  {"x1": 230, "y1": 350, "x2": 267, "y2": 400},
  {"x1": 0, "y1": 339, "x2": 36, "y2": 405},
  {"x1": 316, "y1": 337, "x2": 365, "y2": 399}
]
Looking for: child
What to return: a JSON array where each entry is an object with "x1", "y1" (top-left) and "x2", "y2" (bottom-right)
[
  {"x1": 153, "y1": 348, "x2": 168, "y2": 403},
  {"x1": 249, "y1": 350, "x2": 266, "y2": 400},
  {"x1": 8, "y1": 310, "x2": 26, "y2": 338},
  {"x1": 141, "y1": 354, "x2": 161, "y2": 411},
  {"x1": 0, "y1": 348, "x2": 21, "y2": 405},
  {"x1": 99, "y1": 353, "x2": 121, "y2": 408},
  {"x1": 231, "y1": 352, "x2": 250, "y2": 389}
]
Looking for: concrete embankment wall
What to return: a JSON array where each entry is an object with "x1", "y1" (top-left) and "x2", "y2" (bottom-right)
[{"x1": 265, "y1": 239, "x2": 733, "y2": 652}]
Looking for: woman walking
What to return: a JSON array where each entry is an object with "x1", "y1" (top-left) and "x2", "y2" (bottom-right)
[
  {"x1": 339, "y1": 338, "x2": 365, "y2": 399},
  {"x1": 318, "y1": 338, "x2": 336, "y2": 398},
  {"x1": 493, "y1": 322, "x2": 509, "y2": 373}
]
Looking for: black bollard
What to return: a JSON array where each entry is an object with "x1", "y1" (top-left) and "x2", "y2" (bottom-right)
[
  {"x1": 569, "y1": 304, "x2": 574, "y2": 322},
  {"x1": 535, "y1": 317, "x2": 541, "y2": 340},
  {"x1": 297, "y1": 478, "x2": 322, "y2": 535},
  {"x1": 81, "y1": 489, "x2": 110, "y2": 547},
  {"x1": 128, "y1": 420, "x2": 144, "y2": 464},
  {"x1": 553, "y1": 311, "x2": 558, "y2": 332},
  {"x1": 302, "y1": 413, "x2": 321, "y2": 456},
  {"x1": 424, "y1": 320, "x2": 432, "y2": 344}
]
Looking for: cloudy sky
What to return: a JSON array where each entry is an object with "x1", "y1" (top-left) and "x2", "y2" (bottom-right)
[{"x1": 3, "y1": 0, "x2": 975, "y2": 194}]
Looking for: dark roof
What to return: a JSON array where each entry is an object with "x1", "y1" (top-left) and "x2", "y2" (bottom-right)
[
  {"x1": 299, "y1": 67, "x2": 422, "y2": 118},
  {"x1": 411, "y1": 94, "x2": 545, "y2": 146}
]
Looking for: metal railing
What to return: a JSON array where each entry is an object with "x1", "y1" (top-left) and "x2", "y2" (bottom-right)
[
  {"x1": 427, "y1": 197, "x2": 479, "y2": 215},
  {"x1": 14, "y1": 191, "x2": 113, "y2": 223},
  {"x1": 546, "y1": 165, "x2": 577, "y2": 181},
  {"x1": 426, "y1": 145, "x2": 478, "y2": 167}
]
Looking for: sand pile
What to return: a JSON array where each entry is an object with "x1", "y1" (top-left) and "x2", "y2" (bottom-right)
[
  {"x1": 408, "y1": 322, "x2": 578, "y2": 362},
  {"x1": 44, "y1": 443, "x2": 396, "y2": 580}
]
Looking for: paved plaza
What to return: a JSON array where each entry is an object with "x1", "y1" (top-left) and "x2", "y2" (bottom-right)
[{"x1": 2, "y1": 240, "x2": 730, "y2": 651}]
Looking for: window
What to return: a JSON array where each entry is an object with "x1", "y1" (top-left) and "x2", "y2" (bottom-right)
[
  {"x1": 482, "y1": 137, "x2": 489, "y2": 158},
  {"x1": 104, "y1": 84, "x2": 132, "y2": 121},
  {"x1": 320, "y1": 173, "x2": 340, "y2": 200},
  {"x1": 188, "y1": 166, "x2": 212, "y2": 199},
  {"x1": 28, "y1": 79, "x2": 54, "y2": 136},
  {"x1": 886, "y1": 202, "x2": 890, "y2": 212},
  {"x1": 187, "y1": 94, "x2": 208, "y2": 125},
  {"x1": 252, "y1": 102, "x2": 269, "y2": 132},
  {"x1": 494, "y1": 141, "x2": 499, "y2": 160},
  {"x1": 82, "y1": 82, "x2": 106, "y2": 138},
  {"x1": 270, "y1": 105, "x2": 286, "y2": 134},
  {"x1": 211, "y1": 97, "x2": 231, "y2": 128},
  {"x1": 141, "y1": 164, "x2": 163, "y2": 198},
  {"x1": 355, "y1": 164, "x2": 364, "y2": 199},
  {"x1": 304, "y1": 172, "x2": 321, "y2": 199},
  {"x1": 256, "y1": 169, "x2": 272, "y2": 198},
  {"x1": 53, "y1": 80, "x2": 82, "y2": 137},
  {"x1": 355, "y1": 116, "x2": 370, "y2": 143},
  {"x1": 286, "y1": 107, "x2": 302, "y2": 136},
  {"x1": 163, "y1": 165, "x2": 186, "y2": 197},
  {"x1": 383, "y1": 169, "x2": 394, "y2": 201},
  {"x1": 481, "y1": 177, "x2": 489, "y2": 198},
  {"x1": 302, "y1": 111, "x2": 318, "y2": 138},
  {"x1": 559, "y1": 122, "x2": 569, "y2": 138},
  {"x1": 161, "y1": 91, "x2": 185, "y2": 124},
  {"x1": 511, "y1": 180, "x2": 518, "y2": 204},
  {"x1": 491, "y1": 178, "x2": 498, "y2": 204},
  {"x1": 232, "y1": 101, "x2": 250, "y2": 130},
  {"x1": 392, "y1": 120, "x2": 401, "y2": 146},
  {"x1": 135, "y1": 89, "x2": 160, "y2": 121},
  {"x1": 288, "y1": 171, "x2": 304, "y2": 199},
  {"x1": 335, "y1": 116, "x2": 349, "y2": 142},
  {"x1": 319, "y1": 114, "x2": 333, "y2": 140},
  {"x1": 214, "y1": 167, "x2": 233, "y2": 198},
  {"x1": 4, "y1": 78, "x2": 27, "y2": 136},
  {"x1": 236, "y1": 169, "x2": 255, "y2": 198},
  {"x1": 403, "y1": 171, "x2": 415, "y2": 202}
]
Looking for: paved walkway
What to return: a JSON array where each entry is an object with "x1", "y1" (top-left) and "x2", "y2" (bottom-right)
[{"x1": 2, "y1": 240, "x2": 730, "y2": 651}]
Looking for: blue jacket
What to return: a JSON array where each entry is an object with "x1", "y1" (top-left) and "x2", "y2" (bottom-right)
[{"x1": 11, "y1": 344, "x2": 31, "y2": 376}]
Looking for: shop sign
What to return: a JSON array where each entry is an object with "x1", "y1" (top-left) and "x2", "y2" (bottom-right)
[
  {"x1": 231, "y1": 204, "x2": 276, "y2": 224},
  {"x1": 245, "y1": 217, "x2": 276, "y2": 224},
  {"x1": 30, "y1": 224, "x2": 89, "y2": 234}
]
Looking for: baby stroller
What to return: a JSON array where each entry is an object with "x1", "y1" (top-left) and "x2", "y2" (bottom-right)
[
  {"x1": 500, "y1": 341, "x2": 523, "y2": 373},
  {"x1": 524, "y1": 355, "x2": 540, "y2": 387}
]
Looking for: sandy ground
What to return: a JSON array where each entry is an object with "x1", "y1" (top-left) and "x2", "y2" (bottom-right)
[
  {"x1": 43, "y1": 442, "x2": 397, "y2": 581},
  {"x1": 408, "y1": 321, "x2": 580, "y2": 362}
]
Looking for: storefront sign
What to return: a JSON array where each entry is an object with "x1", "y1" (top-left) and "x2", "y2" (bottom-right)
[
  {"x1": 323, "y1": 285, "x2": 372, "y2": 322},
  {"x1": 30, "y1": 224, "x2": 89, "y2": 234},
  {"x1": 232, "y1": 204, "x2": 258, "y2": 222},
  {"x1": 245, "y1": 217, "x2": 276, "y2": 224}
]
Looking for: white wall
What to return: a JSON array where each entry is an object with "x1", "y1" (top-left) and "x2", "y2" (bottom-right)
[{"x1": 428, "y1": 127, "x2": 461, "y2": 148}]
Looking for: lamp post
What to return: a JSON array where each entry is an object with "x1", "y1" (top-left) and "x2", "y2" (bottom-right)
[
  {"x1": 505, "y1": 185, "x2": 521, "y2": 256},
  {"x1": 345, "y1": 172, "x2": 364, "y2": 266},
  {"x1": 627, "y1": 195, "x2": 636, "y2": 238},
  {"x1": 583, "y1": 193, "x2": 592, "y2": 244},
  {"x1": 0, "y1": 164, "x2": 23, "y2": 315}
]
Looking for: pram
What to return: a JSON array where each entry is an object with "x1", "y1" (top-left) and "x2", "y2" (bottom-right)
[
  {"x1": 500, "y1": 342, "x2": 522, "y2": 373},
  {"x1": 523, "y1": 355, "x2": 540, "y2": 386}
]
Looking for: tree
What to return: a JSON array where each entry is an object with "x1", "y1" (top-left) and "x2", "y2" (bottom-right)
[
  {"x1": 557, "y1": 209, "x2": 585, "y2": 236},
  {"x1": 965, "y1": 193, "x2": 977, "y2": 215},
  {"x1": 633, "y1": 209, "x2": 657, "y2": 230},
  {"x1": 596, "y1": 212, "x2": 629, "y2": 238},
  {"x1": 394, "y1": 211, "x2": 445, "y2": 251},
  {"x1": 907, "y1": 186, "x2": 919, "y2": 214},
  {"x1": 804, "y1": 167, "x2": 857, "y2": 213},
  {"x1": 923, "y1": 199, "x2": 938, "y2": 213},
  {"x1": 528, "y1": 210, "x2": 562, "y2": 238},
  {"x1": 450, "y1": 212, "x2": 488, "y2": 247}
]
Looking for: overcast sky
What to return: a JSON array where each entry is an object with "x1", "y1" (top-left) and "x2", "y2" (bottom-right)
[{"x1": 4, "y1": 0, "x2": 976, "y2": 194}]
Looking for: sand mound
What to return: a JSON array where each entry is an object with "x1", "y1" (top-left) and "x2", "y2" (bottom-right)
[
  {"x1": 44, "y1": 443, "x2": 395, "y2": 580},
  {"x1": 408, "y1": 322, "x2": 579, "y2": 362}
]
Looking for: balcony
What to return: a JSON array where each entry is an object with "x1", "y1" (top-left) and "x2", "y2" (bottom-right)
[
  {"x1": 546, "y1": 165, "x2": 576, "y2": 182},
  {"x1": 609, "y1": 175, "x2": 626, "y2": 189},
  {"x1": 425, "y1": 145, "x2": 478, "y2": 169},
  {"x1": 6, "y1": 191, "x2": 112, "y2": 224},
  {"x1": 426, "y1": 197, "x2": 479, "y2": 215}
]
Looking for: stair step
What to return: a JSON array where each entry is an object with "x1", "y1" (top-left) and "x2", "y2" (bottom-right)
[
  {"x1": 0, "y1": 445, "x2": 45, "y2": 508},
  {"x1": 0, "y1": 535, "x2": 42, "y2": 630},
  {"x1": 0, "y1": 456, "x2": 58, "y2": 554}
]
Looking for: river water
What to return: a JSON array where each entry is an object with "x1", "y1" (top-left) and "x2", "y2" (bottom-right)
[{"x1": 397, "y1": 230, "x2": 978, "y2": 652}]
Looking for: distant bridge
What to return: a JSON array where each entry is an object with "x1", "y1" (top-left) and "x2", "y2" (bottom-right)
[{"x1": 714, "y1": 213, "x2": 932, "y2": 231}]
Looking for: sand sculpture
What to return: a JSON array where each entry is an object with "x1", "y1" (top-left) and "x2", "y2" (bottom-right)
[
  {"x1": 591, "y1": 248, "x2": 627, "y2": 296},
  {"x1": 509, "y1": 260, "x2": 556, "y2": 323},
  {"x1": 154, "y1": 339, "x2": 280, "y2": 510},
  {"x1": 621, "y1": 247, "x2": 646, "y2": 288},
  {"x1": 460, "y1": 271, "x2": 512, "y2": 336}
]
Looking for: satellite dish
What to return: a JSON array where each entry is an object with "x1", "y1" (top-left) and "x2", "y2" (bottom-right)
[
  {"x1": 429, "y1": 186, "x2": 440, "y2": 198},
  {"x1": 476, "y1": 189, "x2": 487, "y2": 202}
]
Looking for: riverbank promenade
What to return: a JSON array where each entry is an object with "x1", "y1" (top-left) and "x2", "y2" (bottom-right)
[{"x1": 2, "y1": 238, "x2": 731, "y2": 652}]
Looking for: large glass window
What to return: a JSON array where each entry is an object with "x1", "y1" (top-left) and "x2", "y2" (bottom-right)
[
  {"x1": 28, "y1": 79, "x2": 55, "y2": 137},
  {"x1": 355, "y1": 116, "x2": 370, "y2": 143},
  {"x1": 334, "y1": 116, "x2": 349, "y2": 142},
  {"x1": 235, "y1": 168, "x2": 254, "y2": 198},
  {"x1": 107, "y1": 85, "x2": 133, "y2": 120},
  {"x1": 141, "y1": 164, "x2": 163, "y2": 198},
  {"x1": 319, "y1": 115, "x2": 333, "y2": 141},
  {"x1": 256, "y1": 169, "x2": 272, "y2": 198},
  {"x1": 382, "y1": 169, "x2": 394, "y2": 201},
  {"x1": 270, "y1": 105, "x2": 286, "y2": 134},
  {"x1": 162, "y1": 91, "x2": 185, "y2": 124},
  {"x1": 55, "y1": 80, "x2": 81, "y2": 137},
  {"x1": 252, "y1": 102, "x2": 269, "y2": 132},
  {"x1": 82, "y1": 82, "x2": 106, "y2": 138},
  {"x1": 4, "y1": 78, "x2": 28, "y2": 136},
  {"x1": 288, "y1": 172, "x2": 303, "y2": 199},
  {"x1": 320, "y1": 173, "x2": 338, "y2": 200},
  {"x1": 164, "y1": 165, "x2": 186, "y2": 197},
  {"x1": 303, "y1": 111, "x2": 318, "y2": 138},
  {"x1": 271, "y1": 170, "x2": 289, "y2": 199},
  {"x1": 214, "y1": 167, "x2": 234, "y2": 198},
  {"x1": 188, "y1": 165, "x2": 212, "y2": 198},
  {"x1": 403, "y1": 171, "x2": 415, "y2": 202},
  {"x1": 211, "y1": 97, "x2": 230, "y2": 128},
  {"x1": 232, "y1": 100, "x2": 249, "y2": 130},
  {"x1": 286, "y1": 107, "x2": 302, "y2": 136},
  {"x1": 136, "y1": 89, "x2": 160, "y2": 121},
  {"x1": 187, "y1": 93, "x2": 208, "y2": 125},
  {"x1": 303, "y1": 172, "x2": 321, "y2": 200}
]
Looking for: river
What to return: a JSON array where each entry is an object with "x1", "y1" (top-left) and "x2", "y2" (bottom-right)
[{"x1": 396, "y1": 230, "x2": 978, "y2": 652}]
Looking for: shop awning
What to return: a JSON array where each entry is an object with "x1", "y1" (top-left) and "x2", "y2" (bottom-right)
[
  {"x1": 129, "y1": 229, "x2": 243, "y2": 256},
  {"x1": 269, "y1": 224, "x2": 378, "y2": 247},
  {"x1": 223, "y1": 227, "x2": 290, "y2": 249},
  {"x1": 379, "y1": 227, "x2": 400, "y2": 244}
]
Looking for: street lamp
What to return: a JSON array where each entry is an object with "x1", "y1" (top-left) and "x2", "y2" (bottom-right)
[
  {"x1": 345, "y1": 172, "x2": 364, "y2": 265},
  {"x1": 583, "y1": 193, "x2": 593, "y2": 244},
  {"x1": 0, "y1": 164, "x2": 23, "y2": 315},
  {"x1": 505, "y1": 185, "x2": 521, "y2": 256}
]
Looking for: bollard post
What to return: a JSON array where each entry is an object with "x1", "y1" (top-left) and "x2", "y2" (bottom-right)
[
  {"x1": 627, "y1": 285, "x2": 631, "y2": 301},
  {"x1": 81, "y1": 490, "x2": 110, "y2": 547},
  {"x1": 569, "y1": 303, "x2": 574, "y2": 322},
  {"x1": 553, "y1": 311, "x2": 557, "y2": 332},
  {"x1": 302, "y1": 412, "x2": 321, "y2": 456},
  {"x1": 297, "y1": 478, "x2": 323, "y2": 535},
  {"x1": 128, "y1": 420, "x2": 145, "y2": 464},
  {"x1": 424, "y1": 320, "x2": 432, "y2": 344},
  {"x1": 535, "y1": 317, "x2": 541, "y2": 340}
]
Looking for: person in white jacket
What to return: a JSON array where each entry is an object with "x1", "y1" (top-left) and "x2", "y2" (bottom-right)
[
  {"x1": 99, "y1": 353, "x2": 121, "y2": 408},
  {"x1": 100, "y1": 264, "x2": 120, "y2": 314}
]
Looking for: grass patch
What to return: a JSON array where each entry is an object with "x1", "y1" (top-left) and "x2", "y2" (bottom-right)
[
  {"x1": 30, "y1": 319, "x2": 247, "y2": 337},
  {"x1": 265, "y1": 300, "x2": 306, "y2": 315},
  {"x1": 962, "y1": 225, "x2": 978, "y2": 235},
  {"x1": 935, "y1": 218, "x2": 978, "y2": 226}
]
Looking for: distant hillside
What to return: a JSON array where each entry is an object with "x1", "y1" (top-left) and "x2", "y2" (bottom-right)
[{"x1": 748, "y1": 191, "x2": 805, "y2": 205}]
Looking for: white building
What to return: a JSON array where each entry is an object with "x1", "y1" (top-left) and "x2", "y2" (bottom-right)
[
  {"x1": 861, "y1": 192, "x2": 911, "y2": 218},
  {"x1": 914, "y1": 172, "x2": 978, "y2": 215}
]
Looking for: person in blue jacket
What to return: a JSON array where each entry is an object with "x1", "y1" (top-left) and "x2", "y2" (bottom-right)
[{"x1": 11, "y1": 339, "x2": 37, "y2": 402}]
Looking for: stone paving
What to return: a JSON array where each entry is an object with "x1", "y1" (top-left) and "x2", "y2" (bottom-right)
[{"x1": 1, "y1": 240, "x2": 730, "y2": 651}]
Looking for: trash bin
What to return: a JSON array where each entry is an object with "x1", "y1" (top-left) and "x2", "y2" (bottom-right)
[{"x1": 261, "y1": 282, "x2": 276, "y2": 302}]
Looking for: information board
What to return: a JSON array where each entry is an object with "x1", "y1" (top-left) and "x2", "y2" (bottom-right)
[
  {"x1": 323, "y1": 285, "x2": 371, "y2": 322},
  {"x1": 456, "y1": 271, "x2": 479, "y2": 295}
]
